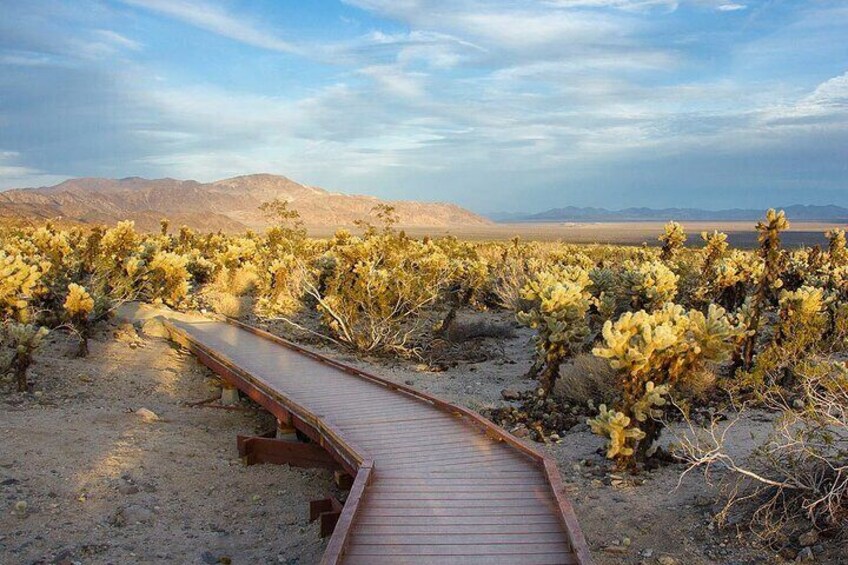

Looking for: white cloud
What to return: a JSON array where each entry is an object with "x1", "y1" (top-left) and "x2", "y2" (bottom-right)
[
  {"x1": 119, "y1": 0, "x2": 300, "y2": 53},
  {"x1": 93, "y1": 30, "x2": 143, "y2": 51},
  {"x1": 716, "y1": 3, "x2": 746, "y2": 12}
]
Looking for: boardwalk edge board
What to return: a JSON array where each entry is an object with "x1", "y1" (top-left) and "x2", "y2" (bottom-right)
[{"x1": 163, "y1": 316, "x2": 594, "y2": 565}]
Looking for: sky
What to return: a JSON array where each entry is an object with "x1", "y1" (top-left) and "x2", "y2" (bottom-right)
[{"x1": 0, "y1": 0, "x2": 846, "y2": 214}]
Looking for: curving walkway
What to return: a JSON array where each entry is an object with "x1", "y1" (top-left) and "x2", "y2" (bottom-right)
[{"x1": 163, "y1": 317, "x2": 592, "y2": 565}]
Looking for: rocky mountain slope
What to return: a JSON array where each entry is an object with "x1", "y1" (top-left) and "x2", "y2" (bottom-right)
[{"x1": 0, "y1": 174, "x2": 490, "y2": 232}]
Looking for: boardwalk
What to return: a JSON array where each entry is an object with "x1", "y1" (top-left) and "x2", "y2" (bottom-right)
[{"x1": 164, "y1": 317, "x2": 592, "y2": 565}]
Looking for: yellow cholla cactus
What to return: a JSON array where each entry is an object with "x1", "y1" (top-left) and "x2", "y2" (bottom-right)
[
  {"x1": 588, "y1": 405, "x2": 646, "y2": 459},
  {"x1": 3, "y1": 322, "x2": 49, "y2": 391},
  {"x1": 659, "y1": 221, "x2": 687, "y2": 261},
  {"x1": 255, "y1": 254, "x2": 311, "y2": 317},
  {"x1": 631, "y1": 381, "x2": 669, "y2": 422},
  {"x1": 779, "y1": 285, "x2": 826, "y2": 319},
  {"x1": 0, "y1": 251, "x2": 45, "y2": 321},
  {"x1": 827, "y1": 228, "x2": 848, "y2": 267},
  {"x1": 147, "y1": 251, "x2": 190, "y2": 306},
  {"x1": 592, "y1": 303, "x2": 742, "y2": 461},
  {"x1": 63, "y1": 283, "x2": 94, "y2": 318},
  {"x1": 518, "y1": 267, "x2": 592, "y2": 394},
  {"x1": 621, "y1": 260, "x2": 678, "y2": 310}
]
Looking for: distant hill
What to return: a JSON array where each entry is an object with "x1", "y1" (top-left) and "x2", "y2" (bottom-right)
[
  {"x1": 0, "y1": 174, "x2": 491, "y2": 232},
  {"x1": 490, "y1": 204, "x2": 848, "y2": 223}
]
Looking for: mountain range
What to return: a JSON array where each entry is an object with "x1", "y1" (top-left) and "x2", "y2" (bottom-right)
[
  {"x1": 0, "y1": 174, "x2": 491, "y2": 232},
  {"x1": 490, "y1": 205, "x2": 848, "y2": 223}
]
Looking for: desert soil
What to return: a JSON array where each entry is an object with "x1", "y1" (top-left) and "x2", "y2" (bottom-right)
[
  {"x1": 2, "y1": 310, "x2": 843, "y2": 564},
  {"x1": 1, "y1": 326, "x2": 332, "y2": 564}
]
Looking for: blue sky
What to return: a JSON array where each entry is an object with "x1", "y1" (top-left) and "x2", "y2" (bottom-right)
[{"x1": 0, "y1": 0, "x2": 846, "y2": 213}]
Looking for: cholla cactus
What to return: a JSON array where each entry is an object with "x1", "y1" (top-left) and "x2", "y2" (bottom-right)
[
  {"x1": 742, "y1": 286, "x2": 830, "y2": 391},
  {"x1": 64, "y1": 283, "x2": 95, "y2": 357},
  {"x1": 659, "y1": 221, "x2": 686, "y2": 261},
  {"x1": 694, "y1": 231, "x2": 729, "y2": 298},
  {"x1": 435, "y1": 238, "x2": 490, "y2": 335},
  {"x1": 630, "y1": 381, "x2": 669, "y2": 422},
  {"x1": 588, "y1": 405, "x2": 646, "y2": 459},
  {"x1": 0, "y1": 251, "x2": 46, "y2": 321},
  {"x1": 592, "y1": 303, "x2": 742, "y2": 462},
  {"x1": 742, "y1": 209, "x2": 789, "y2": 369},
  {"x1": 827, "y1": 228, "x2": 848, "y2": 268},
  {"x1": 146, "y1": 252, "x2": 190, "y2": 306},
  {"x1": 620, "y1": 260, "x2": 678, "y2": 311},
  {"x1": 255, "y1": 253, "x2": 312, "y2": 317},
  {"x1": 2, "y1": 322, "x2": 49, "y2": 392},
  {"x1": 518, "y1": 267, "x2": 592, "y2": 395}
]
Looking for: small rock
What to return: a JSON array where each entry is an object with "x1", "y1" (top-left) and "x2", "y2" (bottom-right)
[
  {"x1": 114, "y1": 323, "x2": 141, "y2": 344},
  {"x1": 798, "y1": 529, "x2": 819, "y2": 547},
  {"x1": 141, "y1": 318, "x2": 170, "y2": 339},
  {"x1": 511, "y1": 424, "x2": 530, "y2": 438},
  {"x1": 657, "y1": 557, "x2": 679, "y2": 565},
  {"x1": 110, "y1": 504, "x2": 154, "y2": 527},
  {"x1": 642, "y1": 548, "x2": 654, "y2": 558},
  {"x1": 501, "y1": 388, "x2": 521, "y2": 401},
  {"x1": 117, "y1": 482, "x2": 139, "y2": 495},
  {"x1": 136, "y1": 408, "x2": 159, "y2": 423},
  {"x1": 795, "y1": 547, "x2": 814, "y2": 562},
  {"x1": 693, "y1": 495, "x2": 712, "y2": 507}
]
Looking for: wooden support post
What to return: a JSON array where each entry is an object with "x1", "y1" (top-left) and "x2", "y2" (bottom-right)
[
  {"x1": 236, "y1": 434, "x2": 340, "y2": 470},
  {"x1": 220, "y1": 382, "x2": 239, "y2": 406},
  {"x1": 333, "y1": 470, "x2": 354, "y2": 490},
  {"x1": 309, "y1": 497, "x2": 343, "y2": 538},
  {"x1": 276, "y1": 415, "x2": 298, "y2": 442}
]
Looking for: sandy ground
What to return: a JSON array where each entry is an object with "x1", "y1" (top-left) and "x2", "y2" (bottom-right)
[
  {"x1": 1, "y1": 328, "x2": 332, "y2": 565},
  {"x1": 2, "y1": 310, "x2": 843, "y2": 564}
]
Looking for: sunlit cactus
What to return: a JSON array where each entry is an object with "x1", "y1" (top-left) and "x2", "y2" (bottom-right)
[
  {"x1": 620, "y1": 260, "x2": 679, "y2": 311},
  {"x1": 741, "y1": 209, "x2": 790, "y2": 369},
  {"x1": 518, "y1": 266, "x2": 592, "y2": 395},
  {"x1": 63, "y1": 283, "x2": 95, "y2": 357},
  {"x1": 2, "y1": 322, "x2": 49, "y2": 392},
  {"x1": 592, "y1": 303, "x2": 742, "y2": 463},
  {"x1": 659, "y1": 221, "x2": 687, "y2": 261}
]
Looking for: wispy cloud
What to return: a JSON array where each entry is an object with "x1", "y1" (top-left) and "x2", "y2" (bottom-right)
[
  {"x1": 716, "y1": 3, "x2": 747, "y2": 12},
  {"x1": 93, "y1": 30, "x2": 143, "y2": 51},
  {"x1": 119, "y1": 0, "x2": 300, "y2": 54}
]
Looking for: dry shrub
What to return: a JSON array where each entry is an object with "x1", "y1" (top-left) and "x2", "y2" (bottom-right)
[
  {"x1": 676, "y1": 361, "x2": 848, "y2": 546},
  {"x1": 554, "y1": 353, "x2": 617, "y2": 406},
  {"x1": 213, "y1": 265, "x2": 259, "y2": 297},
  {"x1": 674, "y1": 366, "x2": 718, "y2": 402},
  {"x1": 444, "y1": 318, "x2": 516, "y2": 343},
  {"x1": 208, "y1": 292, "x2": 247, "y2": 319}
]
